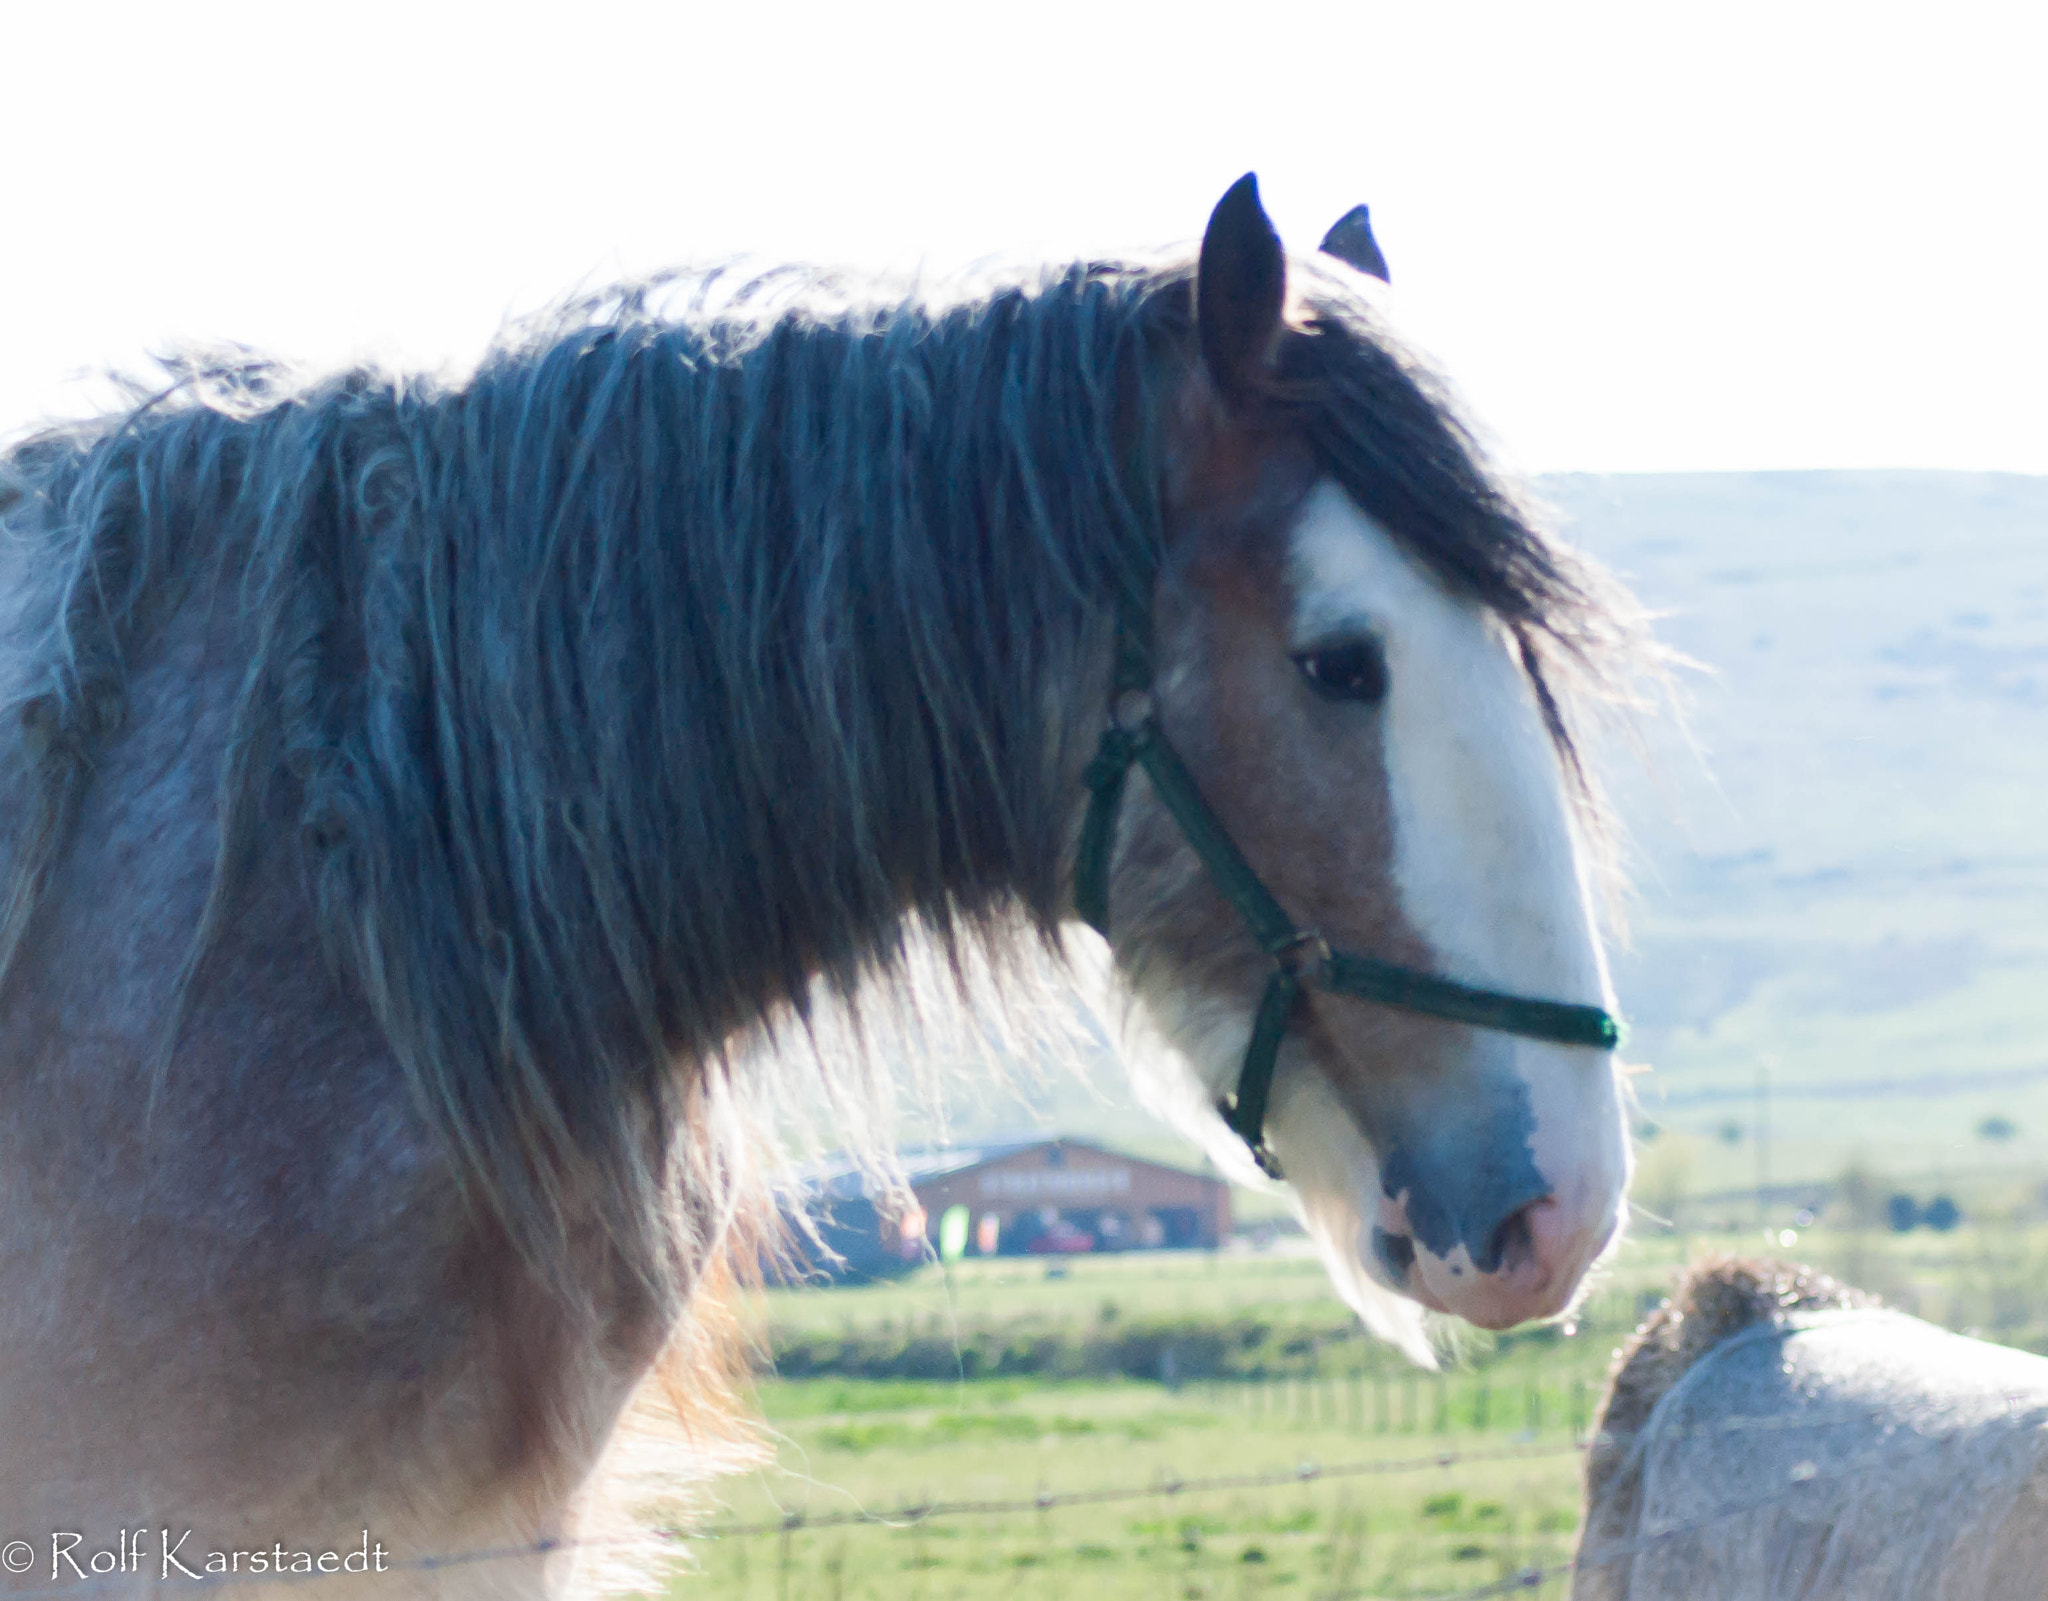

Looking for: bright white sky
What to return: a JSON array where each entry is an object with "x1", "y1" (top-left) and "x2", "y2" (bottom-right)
[{"x1": 3, "y1": 1, "x2": 2043, "y2": 473}]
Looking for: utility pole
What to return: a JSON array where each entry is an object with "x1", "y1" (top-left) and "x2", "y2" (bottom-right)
[{"x1": 1756, "y1": 1059, "x2": 1772, "y2": 1238}]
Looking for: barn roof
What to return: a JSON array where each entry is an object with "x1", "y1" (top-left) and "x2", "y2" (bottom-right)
[{"x1": 791, "y1": 1135, "x2": 1221, "y2": 1200}]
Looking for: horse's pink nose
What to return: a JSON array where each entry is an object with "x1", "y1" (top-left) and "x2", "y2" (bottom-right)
[{"x1": 1397, "y1": 1195, "x2": 1614, "y2": 1330}]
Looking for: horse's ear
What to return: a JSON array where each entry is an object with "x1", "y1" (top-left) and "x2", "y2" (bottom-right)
[
  {"x1": 1197, "y1": 173, "x2": 1286, "y2": 399},
  {"x1": 1319, "y1": 204, "x2": 1390, "y2": 283}
]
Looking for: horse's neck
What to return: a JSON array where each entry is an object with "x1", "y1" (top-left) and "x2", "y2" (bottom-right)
[{"x1": 683, "y1": 563, "x2": 1102, "y2": 1010}]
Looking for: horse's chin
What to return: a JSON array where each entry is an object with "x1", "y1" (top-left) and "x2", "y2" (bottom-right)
[
  {"x1": 1099, "y1": 965, "x2": 1620, "y2": 1364},
  {"x1": 1247, "y1": 1065, "x2": 1431, "y2": 1365},
  {"x1": 1300, "y1": 1200, "x2": 1440, "y2": 1367}
]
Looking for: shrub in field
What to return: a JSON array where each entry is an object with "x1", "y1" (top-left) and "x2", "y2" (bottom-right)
[{"x1": 766, "y1": 1313, "x2": 1364, "y2": 1382}]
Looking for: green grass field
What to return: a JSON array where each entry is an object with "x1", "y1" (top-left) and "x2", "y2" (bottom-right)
[
  {"x1": 648, "y1": 1213, "x2": 2048, "y2": 1598},
  {"x1": 676, "y1": 1380, "x2": 1587, "y2": 1600}
]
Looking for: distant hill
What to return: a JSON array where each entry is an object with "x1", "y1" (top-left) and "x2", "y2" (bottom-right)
[
  {"x1": 897, "y1": 472, "x2": 2048, "y2": 1195},
  {"x1": 1551, "y1": 471, "x2": 2048, "y2": 1187}
]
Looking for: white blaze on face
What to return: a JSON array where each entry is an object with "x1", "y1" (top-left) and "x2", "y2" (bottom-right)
[
  {"x1": 1276, "y1": 480, "x2": 1629, "y2": 1322},
  {"x1": 1287, "y1": 480, "x2": 1605, "y2": 1003}
]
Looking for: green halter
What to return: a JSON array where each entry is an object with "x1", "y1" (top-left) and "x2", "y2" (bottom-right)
[{"x1": 1072, "y1": 622, "x2": 1623, "y2": 1180}]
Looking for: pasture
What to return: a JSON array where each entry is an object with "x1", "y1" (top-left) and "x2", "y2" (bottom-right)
[
  {"x1": 676, "y1": 1377, "x2": 1585, "y2": 1600},
  {"x1": 655, "y1": 1213, "x2": 2048, "y2": 1597}
]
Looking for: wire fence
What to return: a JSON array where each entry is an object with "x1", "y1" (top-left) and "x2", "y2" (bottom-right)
[
  {"x1": 0, "y1": 1397, "x2": 2018, "y2": 1599},
  {"x1": 0, "y1": 1442, "x2": 1586, "y2": 1597},
  {"x1": 6, "y1": 1374, "x2": 2034, "y2": 1598},
  {"x1": 0, "y1": 1416, "x2": 2007, "y2": 1601},
  {"x1": 693, "y1": 1437, "x2": 1583, "y2": 1539}
]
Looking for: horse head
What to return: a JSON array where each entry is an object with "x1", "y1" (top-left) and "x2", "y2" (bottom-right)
[{"x1": 1094, "y1": 175, "x2": 1631, "y2": 1357}]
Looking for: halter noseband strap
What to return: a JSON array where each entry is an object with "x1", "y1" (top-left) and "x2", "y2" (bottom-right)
[{"x1": 1073, "y1": 628, "x2": 1623, "y2": 1181}]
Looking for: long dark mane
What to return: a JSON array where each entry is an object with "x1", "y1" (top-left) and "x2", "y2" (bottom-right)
[{"x1": 0, "y1": 254, "x2": 1634, "y2": 1297}]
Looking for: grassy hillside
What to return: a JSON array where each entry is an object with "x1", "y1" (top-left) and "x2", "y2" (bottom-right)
[{"x1": 1551, "y1": 472, "x2": 2048, "y2": 1189}]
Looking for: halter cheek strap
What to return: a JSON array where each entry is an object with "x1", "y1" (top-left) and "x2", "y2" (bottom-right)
[{"x1": 1073, "y1": 643, "x2": 1623, "y2": 1181}]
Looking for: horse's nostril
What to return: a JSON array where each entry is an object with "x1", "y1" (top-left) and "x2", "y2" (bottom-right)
[
  {"x1": 1372, "y1": 1227, "x2": 1416, "y2": 1283},
  {"x1": 1487, "y1": 1202, "x2": 1540, "y2": 1278}
]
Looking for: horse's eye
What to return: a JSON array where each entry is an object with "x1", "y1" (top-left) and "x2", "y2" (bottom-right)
[{"x1": 1293, "y1": 639, "x2": 1388, "y2": 704}]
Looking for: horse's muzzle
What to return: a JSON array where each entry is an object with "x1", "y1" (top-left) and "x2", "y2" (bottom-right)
[{"x1": 1376, "y1": 1189, "x2": 1622, "y2": 1329}]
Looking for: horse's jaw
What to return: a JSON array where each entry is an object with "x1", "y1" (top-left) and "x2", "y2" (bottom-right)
[
  {"x1": 1107, "y1": 967, "x2": 1629, "y2": 1365},
  {"x1": 1268, "y1": 1037, "x2": 1633, "y2": 1343},
  {"x1": 1094, "y1": 958, "x2": 1439, "y2": 1364}
]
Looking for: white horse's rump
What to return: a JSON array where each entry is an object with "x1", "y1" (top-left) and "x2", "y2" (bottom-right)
[{"x1": 1580, "y1": 1258, "x2": 2048, "y2": 1601}]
